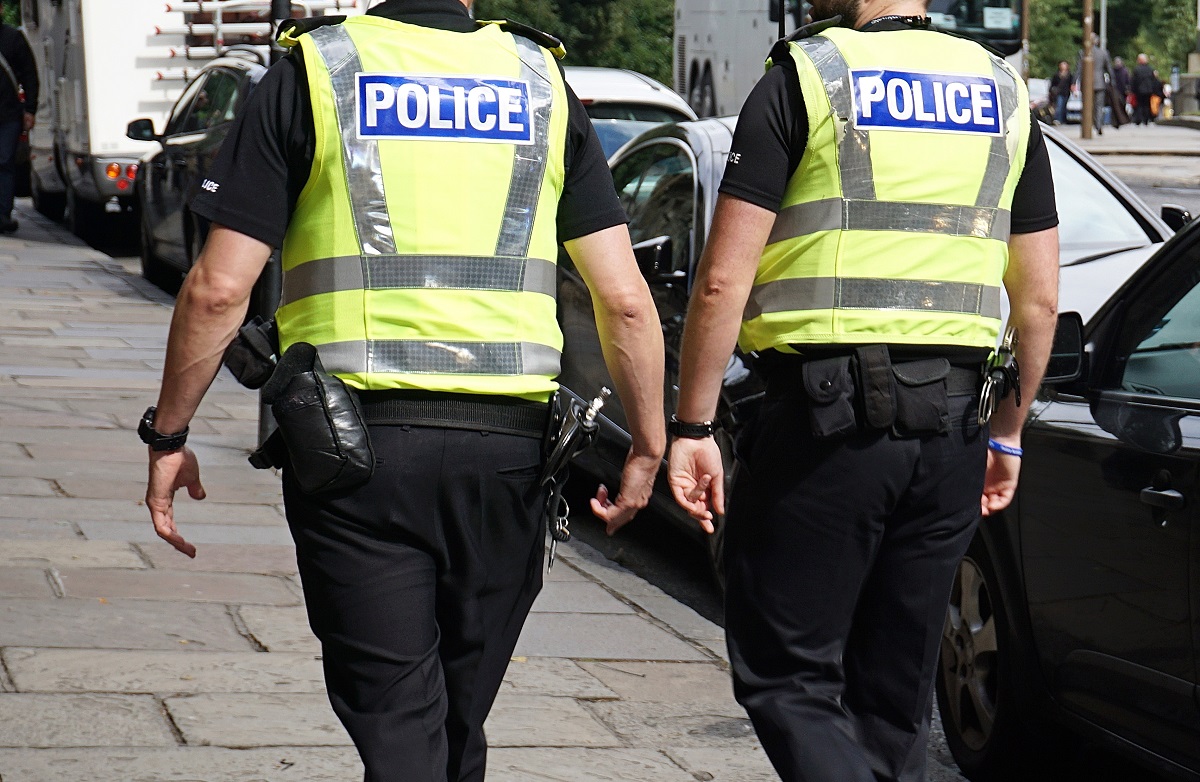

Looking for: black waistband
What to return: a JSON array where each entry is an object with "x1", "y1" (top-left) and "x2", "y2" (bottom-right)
[
  {"x1": 356, "y1": 390, "x2": 550, "y2": 438},
  {"x1": 763, "y1": 357, "x2": 981, "y2": 396}
]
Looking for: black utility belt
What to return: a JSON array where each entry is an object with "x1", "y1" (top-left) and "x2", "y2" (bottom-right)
[
  {"x1": 764, "y1": 345, "x2": 982, "y2": 440},
  {"x1": 356, "y1": 390, "x2": 550, "y2": 438}
]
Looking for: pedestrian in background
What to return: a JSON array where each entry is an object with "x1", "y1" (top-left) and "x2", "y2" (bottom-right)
[
  {"x1": 1049, "y1": 60, "x2": 1072, "y2": 124},
  {"x1": 141, "y1": 1, "x2": 667, "y2": 779},
  {"x1": 0, "y1": 0, "x2": 36, "y2": 234},
  {"x1": 1112, "y1": 55, "x2": 1131, "y2": 113},
  {"x1": 1076, "y1": 33, "x2": 1114, "y2": 134},
  {"x1": 666, "y1": 0, "x2": 1060, "y2": 778},
  {"x1": 1132, "y1": 53, "x2": 1156, "y2": 125}
]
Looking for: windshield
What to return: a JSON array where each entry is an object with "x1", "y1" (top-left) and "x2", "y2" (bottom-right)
[
  {"x1": 591, "y1": 120, "x2": 666, "y2": 159},
  {"x1": 928, "y1": 0, "x2": 1021, "y2": 55}
]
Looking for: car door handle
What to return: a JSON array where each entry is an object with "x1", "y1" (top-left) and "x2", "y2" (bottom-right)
[{"x1": 1139, "y1": 487, "x2": 1184, "y2": 509}]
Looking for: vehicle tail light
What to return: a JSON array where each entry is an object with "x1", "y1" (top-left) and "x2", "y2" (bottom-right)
[
  {"x1": 116, "y1": 179, "x2": 130, "y2": 191},
  {"x1": 105, "y1": 163, "x2": 121, "y2": 180},
  {"x1": 126, "y1": 164, "x2": 139, "y2": 179}
]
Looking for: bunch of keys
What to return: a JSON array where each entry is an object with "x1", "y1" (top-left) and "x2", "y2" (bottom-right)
[
  {"x1": 978, "y1": 325, "x2": 1021, "y2": 426},
  {"x1": 542, "y1": 388, "x2": 609, "y2": 570}
]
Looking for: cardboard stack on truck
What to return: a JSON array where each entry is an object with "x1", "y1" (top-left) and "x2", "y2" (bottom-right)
[{"x1": 17, "y1": 0, "x2": 366, "y2": 241}]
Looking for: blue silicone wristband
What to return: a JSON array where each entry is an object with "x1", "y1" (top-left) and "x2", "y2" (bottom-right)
[{"x1": 988, "y1": 439, "x2": 1023, "y2": 458}]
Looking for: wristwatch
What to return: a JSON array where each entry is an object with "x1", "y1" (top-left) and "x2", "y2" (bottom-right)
[
  {"x1": 138, "y1": 406, "x2": 189, "y2": 452},
  {"x1": 668, "y1": 414, "x2": 715, "y2": 439}
]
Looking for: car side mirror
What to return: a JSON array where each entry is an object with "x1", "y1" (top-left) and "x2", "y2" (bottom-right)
[
  {"x1": 1042, "y1": 311, "x2": 1085, "y2": 385},
  {"x1": 1161, "y1": 204, "x2": 1192, "y2": 231},
  {"x1": 632, "y1": 235, "x2": 685, "y2": 284},
  {"x1": 126, "y1": 118, "x2": 158, "y2": 142}
]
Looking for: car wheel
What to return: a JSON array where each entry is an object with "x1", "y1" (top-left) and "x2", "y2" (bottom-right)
[
  {"x1": 139, "y1": 214, "x2": 180, "y2": 292},
  {"x1": 936, "y1": 534, "x2": 1066, "y2": 780},
  {"x1": 65, "y1": 183, "x2": 101, "y2": 243},
  {"x1": 31, "y1": 174, "x2": 65, "y2": 221}
]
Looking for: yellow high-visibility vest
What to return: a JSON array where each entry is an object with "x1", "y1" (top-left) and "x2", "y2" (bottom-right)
[
  {"x1": 277, "y1": 15, "x2": 570, "y2": 401},
  {"x1": 740, "y1": 27, "x2": 1031, "y2": 354}
]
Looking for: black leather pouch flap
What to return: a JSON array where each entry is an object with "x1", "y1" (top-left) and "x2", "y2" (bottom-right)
[
  {"x1": 802, "y1": 356, "x2": 858, "y2": 439},
  {"x1": 891, "y1": 358, "x2": 951, "y2": 437}
]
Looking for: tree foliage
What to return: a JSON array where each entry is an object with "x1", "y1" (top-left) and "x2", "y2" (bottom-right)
[
  {"x1": 475, "y1": 0, "x2": 674, "y2": 84},
  {"x1": 1030, "y1": 0, "x2": 1198, "y2": 78}
]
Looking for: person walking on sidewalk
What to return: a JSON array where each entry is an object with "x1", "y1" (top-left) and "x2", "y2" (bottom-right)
[
  {"x1": 1076, "y1": 33, "x2": 1114, "y2": 134},
  {"x1": 0, "y1": 0, "x2": 36, "y2": 234},
  {"x1": 665, "y1": 0, "x2": 1060, "y2": 779},
  {"x1": 141, "y1": 1, "x2": 666, "y2": 780},
  {"x1": 1132, "y1": 53, "x2": 1156, "y2": 125},
  {"x1": 1049, "y1": 60, "x2": 1072, "y2": 124}
]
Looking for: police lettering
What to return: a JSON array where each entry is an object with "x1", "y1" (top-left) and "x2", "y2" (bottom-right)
[
  {"x1": 851, "y1": 69, "x2": 1002, "y2": 135},
  {"x1": 357, "y1": 74, "x2": 534, "y2": 144}
]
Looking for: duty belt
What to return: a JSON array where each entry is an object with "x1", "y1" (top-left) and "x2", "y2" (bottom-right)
[{"x1": 356, "y1": 390, "x2": 549, "y2": 438}]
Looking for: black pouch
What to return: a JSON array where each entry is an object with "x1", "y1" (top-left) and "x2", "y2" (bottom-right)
[
  {"x1": 802, "y1": 355, "x2": 858, "y2": 439},
  {"x1": 254, "y1": 342, "x2": 374, "y2": 494},
  {"x1": 222, "y1": 316, "x2": 278, "y2": 390},
  {"x1": 854, "y1": 345, "x2": 896, "y2": 430},
  {"x1": 892, "y1": 358, "x2": 952, "y2": 437}
]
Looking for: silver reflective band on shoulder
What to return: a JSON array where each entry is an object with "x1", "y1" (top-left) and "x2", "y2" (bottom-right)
[
  {"x1": 798, "y1": 35, "x2": 876, "y2": 201},
  {"x1": 496, "y1": 36, "x2": 554, "y2": 258},
  {"x1": 743, "y1": 277, "x2": 1002, "y2": 320},
  {"x1": 768, "y1": 198, "x2": 1011, "y2": 245},
  {"x1": 976, "y1": 58, "x2": 1020, "y2": 209},
  {"x1": 316, "y1": 340, "x2": 561, "y2": 377},
  {"x1": 309, "y1": 24, "x2": 395, "y2": 256},
  {"x1": 280, "y1": 255, "x2": 558, "y2": 307}
]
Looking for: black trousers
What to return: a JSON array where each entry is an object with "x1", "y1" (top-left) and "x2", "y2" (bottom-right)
[
  {"x1": 725, "y1": 387, "x2": 984, "y2": 782},
  {"x1": 283, "y1": 424, "x2": 547, "y2": 782}
]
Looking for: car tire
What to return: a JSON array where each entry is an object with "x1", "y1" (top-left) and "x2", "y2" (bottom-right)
[
  {"x1": 31, "y1": 174, "x2": 65, "y2": 222},
  {"x1": 139, "y1": 213, "x2": 180, "y2": 291},
  {"x1": 65, "y1": 183, "x2": 102, "y2": 243},
  {"x1": 935, "y1": 533, "x2": 1067, "y2": 780}
]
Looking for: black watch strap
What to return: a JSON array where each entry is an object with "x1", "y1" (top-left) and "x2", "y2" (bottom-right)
[
  {"x1": 138, "y1": 406, "x2": 189, "y2": 452},
  {"x1": 668, "y1": 414, "x2": 715, "y2": 439}
]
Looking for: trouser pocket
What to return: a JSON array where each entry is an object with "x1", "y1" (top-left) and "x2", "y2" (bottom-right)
[
  {"x1": 892, "y1": 358, "x2": 951, "y2": 437},
  {"x1": 802, "y1": 356, "x2": 858, "y2": 439}
]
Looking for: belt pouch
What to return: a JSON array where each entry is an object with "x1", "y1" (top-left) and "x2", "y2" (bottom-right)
[
  {"x1": 259, "y1": 342, "x2": 374, "y2": 494},
  {"x1": 892, "y1": 358, "x2": 952, "y2": 437},
  {"x1": 802, "y1": 355, "x2": 858, "y2": 439},
  {"x1": 222, "y1": 316, "x2": 278, "y2": 390},
  {"x1": 854, "y1": 345, "x2": 896, "y2": 430}
]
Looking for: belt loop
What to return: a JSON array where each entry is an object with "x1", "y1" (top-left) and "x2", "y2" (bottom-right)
[{"x1": 854, "y1": 345, "x2": 896, "y2": 430}]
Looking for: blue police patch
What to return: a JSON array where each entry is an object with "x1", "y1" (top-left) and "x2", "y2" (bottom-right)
[
  {"x1": 356, "y1": 74, "x2": 533, "y2": 144},
  {"x1": 850, "y1": 69, "x2": 1002, "y2": 136}
]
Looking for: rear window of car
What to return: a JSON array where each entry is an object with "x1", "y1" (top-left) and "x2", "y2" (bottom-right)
[{"x1": 584, "y1": 103, "x2": 692, "y2": 123}]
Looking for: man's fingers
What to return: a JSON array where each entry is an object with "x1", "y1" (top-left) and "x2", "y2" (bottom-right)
[
  {"x1": 150, "y1": 508, "x2": 196, "y2": 558},
  {"x1": 186, "y1": 479, "x2": 206, "y2": 501}
]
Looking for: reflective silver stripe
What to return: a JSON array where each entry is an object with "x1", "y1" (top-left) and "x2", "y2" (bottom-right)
[
  {"x1": 496, "y1": 36, "x2": 554, "y2": 258},
  {"x1": 768, "y1": 199, "x2": 1010, "y2": 244},
  {"x1": 743, "y1": 277, "x2": 1002, "y2": 320},
  {"x1": 308, "y1": 25, "x2": 394, "y2": 256},
  {"x1": 280, "y1": 255, "x2": 558, "y2": 307},
  {"x1": 796, "y1": 36, "x2": 875, "y2": 200},
  {"x1": 977, "y1": 59, "x2": 1020, "y2": 209},
  {"x1": 317, "y1": 340, "x2": 561, "y2": 377}
]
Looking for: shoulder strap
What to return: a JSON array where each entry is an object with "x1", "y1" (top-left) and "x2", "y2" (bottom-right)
[
  {"x1": 276, "y1": 15, "x2": 345, "y2": 49},
  {"x1": 475, "y1": 19, "x2": 566, "y2": 59}
]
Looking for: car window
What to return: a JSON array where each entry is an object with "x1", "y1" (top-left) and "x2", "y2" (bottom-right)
[
  {"x1": 197, "y1": 69, "x2": 243, "y2": 129},
  {"x1": 585, "y1": 103, "x2": 691, "y2": 123},
  {"x1": 611, "y1": 142, "x2": 695, "y2": 274},
  {"x1": 164, "y1": 73, "x2": 211, "y2": 136},
  {"x1": 1119, "y1": 269, "x2": 1200, "y2": 399},
  {"x1": 1046, "y1": 138, "x2": 1155, "y2": 263}
]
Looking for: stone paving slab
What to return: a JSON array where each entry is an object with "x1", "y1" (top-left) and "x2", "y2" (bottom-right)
[
  {"x1": 623, "y1": 595, "x2": 725, "y2": 643},
  {"x1": 137, "y1": 542, "x2": 298, "y2": 574},
  {"x1": 0, "y1": 518, "x2": 81, "y2": 540},
  {"x1": 530, "y1": 580, "x2": 636, "y2": 614},
  {"x1": 0, "y1": 598, "x2": 251, "y2": 651},
  {"x1": 0, "y1": 747, "x2": 364, "y2": 781},
  {"x1": 56, "y1": 569, "x2": 300, "y2": 606},
  {"x1": 0, "y1": 567, "x2": 56, "y2": 598},
  {"x1": 664, "y1": 746, "x2": 779, "y2": 781},
  {"x1": 237, "y1": 605, "x2": 320, "y2": 653},
  {"x1": 4, "y1": 649, "x2": 325, "y2": 694},
  {"x1": 56, "y1": 477, "x2": 282, "y2": 504},
  {"x1": 577, "y1": 662, "x2": 734, "y2": 705},
  {"x1": 79, "y1": 520, "x2": 293, "y2": 547},
  {"x1": 514, "y1": 613, "x2": 708, "y2": 661},
  {"x1": 586, "y1": 701, "x2": 758, "y2": 749},
  {"x1": 486, "y1": 748, "x2": 698, "y2": 781},
  {"x1": 500, "y1": 657, "x2": 617, "y2": 700},
  {"x1": 485, "y1": 693, "x2": 622, "y2": 748},
  {"x1": 0, "y1": 693, "x2": 177, "y2": 747},
  {"x1": 0, "y1": 496, "x2": 283, "y2": 525},
  {"x1": 0, "y1": 540, "x2": 144, "y2": 569},
  {"x1": 165, "y1": 693, "x2": 352, "y2": 747},
  {"x1": 0, "y1": 476, "x2": 57, "y2": 495}
]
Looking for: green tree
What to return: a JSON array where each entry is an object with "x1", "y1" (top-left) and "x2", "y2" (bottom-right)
[
  {"x1": 1029, "y1": 0, "x2": 1082, "y2": 77},
  {"x1": 2, "y1": 3, "x2": 18, "y2": 27}
]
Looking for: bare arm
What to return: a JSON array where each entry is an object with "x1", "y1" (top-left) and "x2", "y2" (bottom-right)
[
  {"x1": 146, "y1": 225, "x2": 273, "y2": 555},
  {"x1": 982, "y1": 226, "x2": 1060, "y2": 516},
  {"x1": 668, "y1": 195, "x2": 776, "y2": 526},
  {"x1": 563, "y1": 224, "x2": 666, "y2": 534}
]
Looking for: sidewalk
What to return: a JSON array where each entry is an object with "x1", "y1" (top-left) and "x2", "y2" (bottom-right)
[{"x1": 0, "y1": 203, "x2": 966, "y2": 782}]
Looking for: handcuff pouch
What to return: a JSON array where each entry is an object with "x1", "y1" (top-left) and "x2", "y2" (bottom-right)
[
  {"x1": 891, "y1": 358, "x2": 952, "y2": 437},
  {"x1": 222, "y1": 316, "x2": 278, "y2": 390},
  {"x1": 802, "y1": 356, "x2": 858, "y2": 439}
]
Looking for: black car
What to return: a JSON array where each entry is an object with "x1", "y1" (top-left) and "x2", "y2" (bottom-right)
[
  {"x1": 126, "y1": 52, "x2": 267, "y2": 287},
  {"x1": 557, "y1": 116, "x2": 1179, "y2": 577},
  {"x1": 937, "y1": 218, "x2": 1200, "y2": 781}
]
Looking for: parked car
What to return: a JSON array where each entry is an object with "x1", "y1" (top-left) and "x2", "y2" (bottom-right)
[
  {"x1": 938, "y1": 215, "x2": 1200, "y2": 782},
  {"x1": 563, "y1": 66, "x2": 697, "y2": 123},
  {"x1": 556, "y1": 117, "x2": 1179, "y2": 580},
  {"x1": 126, "y1": 51, "x2": 267, "y2": 287}
]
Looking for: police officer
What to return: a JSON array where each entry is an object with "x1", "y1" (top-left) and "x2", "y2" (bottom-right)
[
  {"x1": 666, "y1": 0, "x2": 1059, "y2": 779},
  {"x1": 141, "y1": 2, "x2": 666, "y2": 780}
]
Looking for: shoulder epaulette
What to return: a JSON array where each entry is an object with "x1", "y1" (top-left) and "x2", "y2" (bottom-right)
[
  {"x1": 477, "y1": 19, "x2": 566, "y2": 59},
  {"x1": 767, "y1": 16, "x2": 842, "y2": 67},
  {"x1": 276, "y1": 15, "x2": 346, "y2": 49}
]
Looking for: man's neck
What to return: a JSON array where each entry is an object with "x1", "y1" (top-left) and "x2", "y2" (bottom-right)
[{"x1": 853, "y1": 1, "x2": 928, "y2": 28}]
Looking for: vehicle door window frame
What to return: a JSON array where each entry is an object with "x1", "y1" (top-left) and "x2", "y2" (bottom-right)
[
  {"x1": 610, "y1": 138, "x2": 699, "y2": 281},
  {"x1": 163, "y1": 72, "x2": 212, "y2": 138}
]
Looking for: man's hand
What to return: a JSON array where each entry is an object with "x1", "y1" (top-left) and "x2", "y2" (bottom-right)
[
  {"x1": 22, "y1": 112, "x2": 34, "y2": 132},
  {"x1": 981, "y1": 444, "x2": 1021, "y2": 517},
  {"x1": 146, "y1": 447, "x2": 204, "y2": 557},
  {"x1": 667, "y1": 437, "x2": 722, "y2": 533},
  {"x1": 590, "y1": 449, "x2": 660, "y2": 536}
]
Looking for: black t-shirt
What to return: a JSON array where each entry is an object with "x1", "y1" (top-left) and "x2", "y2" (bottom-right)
[
  {"x1": 720, "y1": 23, "x2": 1059, "y2": 235},
  {"x1": 191, "y1": 0, "x2": 625, "y2": 247}
]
